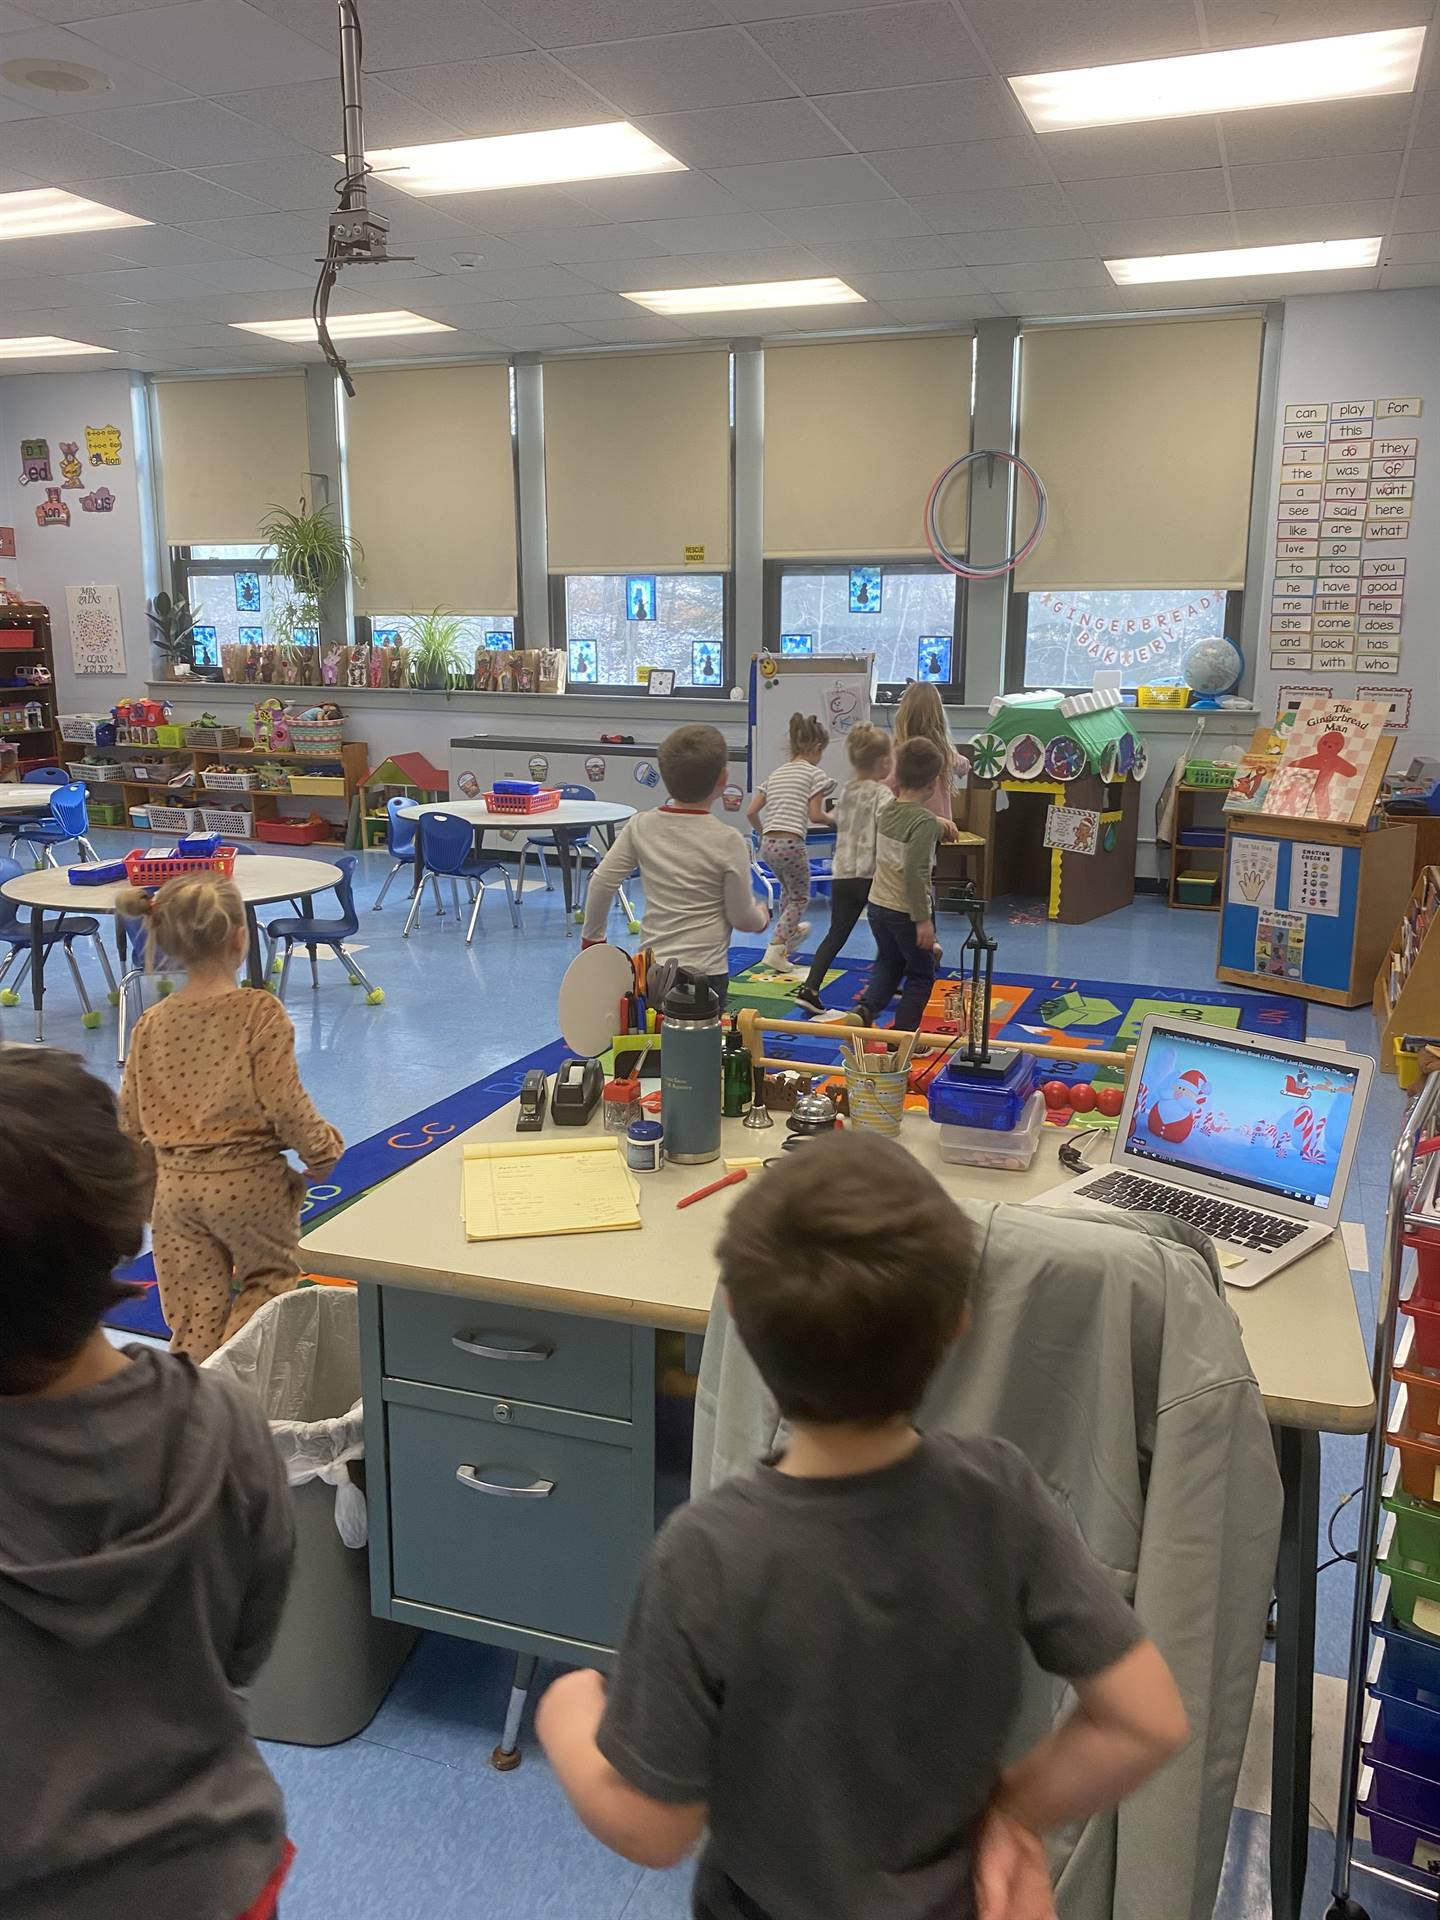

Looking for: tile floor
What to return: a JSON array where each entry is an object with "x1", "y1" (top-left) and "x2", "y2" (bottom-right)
[{"x1": 38, "y1": 832, "x2": 1417, "y2": 1917}]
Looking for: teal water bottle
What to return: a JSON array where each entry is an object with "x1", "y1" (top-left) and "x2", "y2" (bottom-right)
[{"x1": 661, "y1": 969, "x2": 722, "y2": 1164}]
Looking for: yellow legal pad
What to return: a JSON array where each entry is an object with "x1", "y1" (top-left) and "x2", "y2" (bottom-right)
[{"x1": 461, "y1": 1137, "x2": 642, "y2": 1242}]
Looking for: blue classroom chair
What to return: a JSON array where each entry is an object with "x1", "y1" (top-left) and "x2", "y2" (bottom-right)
[
  {"x1": 373, "y1": 795, "x2": 444, "y2": 916},
  {"x1": 405, "y1": 812, "x2": 518, "y2": 943},
  {"x1": 261, "y1": 854, "x2": 383, "y2": 1003},
  {"x1": 0, "y1": 854, "x2": 116, "y2": 1027},
  {"x1": 518, "y1": 783, "x2": 639, "y2": 929},
  {"x1": 10, "y1": 780, "x2": 99, "y2": 867}
]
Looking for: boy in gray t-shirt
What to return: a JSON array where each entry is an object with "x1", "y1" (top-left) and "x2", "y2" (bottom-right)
[{"x1": 539, "y1": 1134, "x2": 1189, "y2": 1920}]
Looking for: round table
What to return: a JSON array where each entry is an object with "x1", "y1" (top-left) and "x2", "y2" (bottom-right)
[
  {"x1": 1, "y1": 854, "x2": 343, "y2": 1041},
  {"x1": 397, "y1": 798, "x2": 636, "y2": 921},
  {"x1": 0, "y1": 783, "x2": 59, "y2": 815}
]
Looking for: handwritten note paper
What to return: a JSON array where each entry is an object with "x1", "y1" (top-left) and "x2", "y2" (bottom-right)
[{"x1": 461, "y1": 1137, "x2": 641, "y2": 1242}]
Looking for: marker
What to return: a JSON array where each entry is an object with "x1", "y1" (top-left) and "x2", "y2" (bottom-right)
[{"x1": 675, "y1": 1168, "x2": 748, "y2": 1209}]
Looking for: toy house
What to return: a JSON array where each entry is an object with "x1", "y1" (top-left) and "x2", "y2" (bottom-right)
[{"x1": 360, "y1": 752, "x2": 448, "y2": 848}]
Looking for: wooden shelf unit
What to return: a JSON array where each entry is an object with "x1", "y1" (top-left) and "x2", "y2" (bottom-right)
[
  {"x1": 0, "y1": 603, "x2": 62, "y2": 773},
  {"x1": 1375, "y1": 865, "x2": 1440, "y2": 1070},
  {"x1": 87, "y1": 737, "x2": 368, "y2": 847},
  {"x1": 1168, "y1": 784, "x2": 1229, "y2": 911}
]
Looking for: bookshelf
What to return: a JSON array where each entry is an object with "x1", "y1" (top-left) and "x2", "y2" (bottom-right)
[
  {"x1": 1375, "y1": 866, "x2": 1440, "y2": 1070},
  {"x1": 0, "y1": 602, "x2": 62, "y2": 773},
  {"x1": 75, "y1": 737, "x2": 367, "y2": 847}
]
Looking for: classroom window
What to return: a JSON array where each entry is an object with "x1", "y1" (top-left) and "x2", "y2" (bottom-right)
[
  {"x1": 771, "y1": 564, "x2": 963, "y2": 695},
  {"x1": 1013, "y1": 587, "x2": 1241, "y2": 691},
  {"x1": 554, "y1": 573, "x2": 728, "y2": 692},
  {"x1": 171, "y1": 546, "x2": 294, "y2": 670},
  {"x1": 367, "y1": 614, "x2": 516, "y2": 654}
]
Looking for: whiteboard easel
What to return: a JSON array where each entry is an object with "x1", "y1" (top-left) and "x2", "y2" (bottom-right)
[{"x1": 747, "y1": 653, "x2": 876, "y2": 798}]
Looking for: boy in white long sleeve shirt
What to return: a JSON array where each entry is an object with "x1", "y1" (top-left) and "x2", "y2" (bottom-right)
[{"x1": 582, "y1": 725, "x2": 769, "y2": 1004}]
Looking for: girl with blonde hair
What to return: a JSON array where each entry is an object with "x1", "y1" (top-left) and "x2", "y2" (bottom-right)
[
  {"x1": 891, "y1": 681, "x2": 965, "y2": 833},
  {"x1": 747, "y1": 712, "x2": 835, "y2": 975},
  {"x1": 117, "y1": 871, "x2": 342, "y2": 1360}
]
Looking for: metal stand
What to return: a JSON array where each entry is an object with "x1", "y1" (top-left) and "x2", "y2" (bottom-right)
[
  {"x1": 490, "y1": 1652, "x2": 538, "y2": 1772},
  {"x1": 1326, "y1": 1073, "x2": 1440, "y2": 1920}
]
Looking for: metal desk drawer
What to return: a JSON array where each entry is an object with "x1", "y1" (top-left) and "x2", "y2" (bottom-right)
[
  {"x1": 382, "y1": 1289, "x2": 633, "y2": 1417},
  {"x1": 386, "y1": 1394, "x2": 644, "y2": 1648}
]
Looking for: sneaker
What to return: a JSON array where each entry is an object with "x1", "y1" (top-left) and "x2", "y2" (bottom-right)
[
  {"x1": 792, "y1": 920, "x2": 812, "y2": 947},
  {"x1": 793, "y1": 985, "x2": 825, "y2": 1015},
  {"x1": 763, "y1": 943, "x2": 799, "y2": 974},
  {"x1": 838, "y1": 1007, "x2": 869, "y2": 1027}
]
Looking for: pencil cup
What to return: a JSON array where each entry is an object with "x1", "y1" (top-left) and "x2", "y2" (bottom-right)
[{"x1": 843, "y1": 1063, "x2": 907, "y2": 1137}]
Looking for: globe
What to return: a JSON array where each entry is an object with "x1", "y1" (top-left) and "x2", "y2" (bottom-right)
[{"x1": 1182, "y1": 638, "x2": 1242, "y2": 699}]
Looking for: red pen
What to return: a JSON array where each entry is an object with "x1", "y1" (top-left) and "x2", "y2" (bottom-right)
[{"x1": 675, "y1": 1168, "x2": 748, "y2": 1210}]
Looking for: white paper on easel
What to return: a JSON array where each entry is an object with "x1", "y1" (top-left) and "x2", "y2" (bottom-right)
[
  {"x1": 1293, "y1": 842, "x2": 1342, "y2": 917},
  {"x1": 1228, "y1": 837, "x2": 1278, "y2": 910},
  {"x1": 65, "y1": 582, "x2": 125, "y2": 674}
]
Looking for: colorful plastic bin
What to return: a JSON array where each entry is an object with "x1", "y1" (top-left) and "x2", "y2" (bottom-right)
[
  {"x1": 1359, "y1": 1764, "x2": 1440, "y2": 1876},
  {"x1": 1370, "y1": 1626, "x2": 1440, "y2": 1757},
  {"x1": 1363, "y1": 1695, "x2": 1440, "y2": 1824},
  {"x1": 1387, "y1": 1388, "x2": 1440, "y2": 1504},
  {"x1": 1379, "y1": 1510, "x2": 1440, "y2": 1637},
  {"x1": 1384, "y1": 1458, "x2": 1440, "y2": 1572}
]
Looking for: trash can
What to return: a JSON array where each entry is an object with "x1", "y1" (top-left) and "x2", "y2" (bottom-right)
[{"x1": 205, "y1": 1287, "x2": 418, "y2": 1746}]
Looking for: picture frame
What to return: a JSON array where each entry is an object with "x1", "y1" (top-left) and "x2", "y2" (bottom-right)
[{"x1": 625, "y1": 575, "x2": 657, "y2": 623}]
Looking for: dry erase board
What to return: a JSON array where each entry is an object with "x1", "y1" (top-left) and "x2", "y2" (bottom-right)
[{"x1": 747, "y1": 652, "x2": 876, "y2": 798}]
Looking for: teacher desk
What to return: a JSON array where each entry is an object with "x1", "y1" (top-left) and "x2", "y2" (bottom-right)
[{"x1": 302, "y1": 1097, "x2": 1372, "y2": 1915}]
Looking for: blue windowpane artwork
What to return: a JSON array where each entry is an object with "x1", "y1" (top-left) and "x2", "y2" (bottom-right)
[
  {"x1": 238, "y1": 625, "x2": 264, "y2": 646},
  {"x1": 234, "y1": 571, "x2": 261, "y2": 613},
  {"x1": 484, "y1": 631, "x2": 510, "y2": 650},
  {"x1": 569, "y1": 638, "x2": 598, "y2": 683},
  {"x1": 849, "y1": 567, "x2": 882, "y2": 615},
  {"x1": 295, "y1": 626, "x2": 318, "y2": 648},
  {"x1": 373, "y1": 627, "x2": 401, "y2": 646},
  {"x1": 916, "y1": 635, "x2": 952, "y2": 682},
  {"x1": 191, "y1": 624, "x2": 218, "y2": 666},
  {"x1": 691, "y1": 639, "x2": 723, "y2": 687},
  {"x1": 779, "y1": 632, "x2": 813, "y2": 656},
  {"x1": 625, "y1": 575, "x2": 656, "y2": 622}
]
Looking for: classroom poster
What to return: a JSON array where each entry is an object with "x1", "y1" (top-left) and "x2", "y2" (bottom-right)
[
  {"x1": 1255, "y1": 909, "x2": 1306, "y2": 981},
  {"x1": 1293, "y1": 842, "x2": 1342, "y2": 916},
  {"x1": 1042, "y1": 805, "x2": 1100, "y2": 854},
  {"x1": 1228, "y1": 836, "x2": 1278, "y2": 910},
  {"x1": 65, "y1": 582, "x2": 125, "y2": 674}
]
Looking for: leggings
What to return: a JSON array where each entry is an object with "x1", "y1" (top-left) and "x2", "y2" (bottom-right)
[
  {"x1": 151, "y1": 1158, "x2": 305, "y2": 1361},
  {"x1": 803, "y1": 878, "x2": 871, "y2": 994},
  {"x1": 760, "y1": 833, "x2": 811, "y2": 952}
]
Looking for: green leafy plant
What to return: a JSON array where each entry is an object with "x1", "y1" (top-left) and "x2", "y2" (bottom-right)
[
  {"x1": 407, "y1": 610, "x2": 468, "y2": 690},
  {"x1": 147, "y1": 590, "x2": 197, "y2": 668},
  {"x1": 259, "y1": 499, "x2": 363, "y2": 650}
]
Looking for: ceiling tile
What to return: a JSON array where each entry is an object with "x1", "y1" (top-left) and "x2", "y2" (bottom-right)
[
  {"x1": 558, "y1": 253, "x2": 687, "y2": 289},
  {"x1": 176, "y1": 207, "x2": 336, "y2": 253},
  {"x1": 957, "y1": 0, "x2": 1201, "y2": 75},
  {"x1": 1062, "y1": 169, "x2": 1230, "y2": 222},
  {"x1": 421, "y1": 185, "x2": 607, "y2": 232},
  {"x1": 245, "y1": 0, "x2": 529, "y2": 69},
  {"x1": 96, "y1": 169, "x2": 266, "y2": 221},
  {"x1": 843, "y1": 263, "x2": 981, "y2": 298},
  {"x1": 0, "y1": 232, "x2": 140, "y2": 273},
  {"x1": 72, "y1": 263, "x2": 253, "y2": 299},
  {"x1": 571, "y1": 314, "x2": 699, "y2": 343},
  {"x1": 768, "y1": 196, "x2": 931, "y2": 242},
  {"x1": 747, "y1": 4, "x2": 989, "y2": 93},
  {"x1": 1382, "y1": 230, "x2": 1440, "y2": 263},
  {"x1": 13, "y1": 0, "x2": 199, "y2": 17},
  {"x1": 69, "y1": 0, "x2": 337, "y2": 91},
  {"x1": 816, "y1": 78, "x2": 1027, "y2": 152},
  {"x1": 483, "y1": 320, "x2": 594, "y2": 348},
  {"x1": 709, "y1": 154, "x2": 895, "y2": 209},
  {"x1": 565, "y1": 171, "x2": 744, "y2": 221},
  {"x1": 974, "y1": 256, "x2": 1110, "y2": 292},
  {"x1": 1395, "y1": 193, "x2": 1440, "y2": 232},
  {"x1": 633, "y1": 99, "x2": 845, "y2": 169},
  {"x1": 503, "y1": 290, "x2": 637, "y2": 322},
  {"x1": 0, "y1": 23, "x2": 188, "y2": 114},
  {"x1": 1378, "y1": 263, "x2": 1440, "y2": 288},
  {"x1": 1231, "y1": 200, "x2": 1397, "y2": 244},
  {"x1": 1202, "y1": 0, "x2": 1431, "y2": 48},
  {"x1": 621, "y1": 209, "x2": 789, "y2": 250},
  {"x1": 1081, "y1": 212, "x2": 1237, "y2": 255},
  {"x1": 576, "y1": 246, "x2": 821, "y2": 288},
  {"x1": 191, "y1": 153, "x2": 347, "y2": 211},
  {"x1": 810, "y1": 232, "x2": 962, "y2": 271},
  {"x1": 0, "y1": 116, "x2": 164, "y2": 179},
  {"x1": 508, "y1": 221, "x2": 679, "y2": 262},
  {"x1": 726, "y1": 0, "x2": 899, "y2": 16},
  {"x1": 1230, "y1": 152, "x2": 1404, "y2": 211},
  {"x1": 82, "y1": 99, "x2": 307, "y2": 167},
  {"x1": 392, "y1": 263, "x2": 599, "y2": 302},
  {"x1": 218, "y1": 75, "x2": 462, "y2": 152},
  {"x1": 948, "y1": 224, "x2": 1102, "y2": 265},
  {"x1": 382, "y1": 51, "x2": 613, "y2": 136},
  {"x1": 1038, "y1": 119, "x2": 1223, "y2": 182},
  {"x1": 554, "y1": 27, "x2": 794, "y2": 112},
  {"x1": 1219, "y1": 95, "x2": 1417, "y2": 167},
  {"x1": 911, "y1": 183, "x2": 1077, "y2": 232},
  {"x1": 876, "y1": 293, "x2": 1004, "y2": 321},
  {"x1": 1403, "y1": 146, "x2": 1440, "y2": 194},
  {"x1": 483, "y1": 0, "x2": 728, "y2": 45},
  {"x1": 992, "y1": 289, "x2": 1129, "y2": 316},
  {"x1": 867, "y1": 135, "x2": 1052, "y2": 196}
]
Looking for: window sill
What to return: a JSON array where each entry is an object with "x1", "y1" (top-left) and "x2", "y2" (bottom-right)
[{"x1": 145, "y1": 679, "x2": 745, "y2": 717}]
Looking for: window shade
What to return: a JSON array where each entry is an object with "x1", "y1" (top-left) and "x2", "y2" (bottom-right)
[
  {"x1": 543, "y1": 350, "x2": 731, "y2": 572},
  {"x1": 346, "y1": 364, "x2": 516, "y2": 613},
  {"x1": 1016, "y1": 316, "x2": 1263, "y2": 591},
  {"x1": 157, "y1": 375, "x2": 309, "y2": 547},
  {"x1": 763, "y1": 335, "x2": 972, "y2": 559}
]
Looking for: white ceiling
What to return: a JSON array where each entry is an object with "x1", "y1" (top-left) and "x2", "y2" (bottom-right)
[{"x1": 0, "y1": 0, "x2": 1434, "y2": 372}]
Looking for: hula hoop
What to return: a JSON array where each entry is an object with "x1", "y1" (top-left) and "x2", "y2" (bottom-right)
[{"x1": 924, "y1": 448, "x2": 1048, "y2": 580}]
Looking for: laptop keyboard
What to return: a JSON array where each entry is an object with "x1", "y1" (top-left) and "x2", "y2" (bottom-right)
[{"x1": 1079, "y1": 1171, "x2": 1306, "y2": 1252}]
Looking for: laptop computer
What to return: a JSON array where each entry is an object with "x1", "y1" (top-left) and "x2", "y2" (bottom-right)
[{"x1": 1029, "y1": 1016, "x2": 1373, "y2": 1287}]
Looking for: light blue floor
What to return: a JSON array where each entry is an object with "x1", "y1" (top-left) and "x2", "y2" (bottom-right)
[{"x1": 43, "y1": 835, "x2": 1414, "y2": 1916}]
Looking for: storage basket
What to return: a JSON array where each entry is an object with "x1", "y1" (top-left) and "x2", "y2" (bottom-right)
[
  {"x1": 201, "y1": 806, "x2": 254, "y2": 838},
  {"x1": 59, "y1": 716, "x2": 116, "y2": 745},
  {"x1": 286, "y1": 774, "x2": 345, "y2": 796},
  {"x1": 145, "y1": 804, "x2": 205, "y2": 832},
  {"x1": 187, "y1": 726, "x2": 239, "y2": 747},
  {"x1": 257, "y1": 816, "x2": 327, "y2": 845},
  {"x1": 1182, "y1": 760, "x2": 1238, "y2": 788},
  {"x1": 288, "y1": 723, "x2": 343, "y2": 754},
  {"x1": 201, "y1": 768, "x2": 256, "y2": 792},
  {"x1": 154, "y1": 725, "x2": 187, "y2": 747},
  {"x1": 89, "y1": 802, "x2": 125, "y2": 828},
  {"x1": 68, "y1": 761, "x2": 124, "y2": 782},
  {"x1": 1137, "y1": 685, "x2": 1190, "y2": 708},
  {"x1": 124, "y1": 845, "x2": 237, "y2": 887},
  {"x1": 484, "y1": 787, "x2": 560, "y2": 815}
]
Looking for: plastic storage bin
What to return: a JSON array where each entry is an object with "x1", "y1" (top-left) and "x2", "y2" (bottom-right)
[
  {"x1": 1379, "y1": 1510, "x2": 1440, "y2": 1636},
  {"x1": 1363, "y1": 1697, "x2": 1440, "y2": 1824},
  {"x1": 1370, "y1": 1627, "x2": 1440, "y2": 1756},
  {"x1": 1176, "y1": 870, "x2": 1219, "y2": 905},
  {"x1": 201, "y1": 768, "x2": 255, "y2": 792},
  {"x1": 927, "y1": 1053, "x2": 1037, "y2": 1132},
  {"x1": 200, "y1": 806, "x2": 254, "y2": 837},
  {"x1": 1359, "y1": 1764, "x2": 1440, "y2": 1875},
  {"x1": 1384, "y1": 1457, "x2": 1440, "y2": 1571},
  {"x1": 1389, "y1": 1388, "x2": 1440, "y2": 1503},
  {"x1": 287, "y1": 774, "x2": 345, "y2": 796},
  {"x1": 939, "y1": 1090, "x2": 1047, "y2": 1170},
  {"x1": 145, "y1": 804, "x2": 204, "y2": 833},
  {"x1": 257, "y1": 817, "x2": 327, "y2": 845},
  {"x1": 203, "y1": 1289, "x2": 417, "y2": 1745}
]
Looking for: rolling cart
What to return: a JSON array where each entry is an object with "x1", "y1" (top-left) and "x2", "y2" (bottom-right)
[{"x1": 1327, "y1": 1069, "x2": 1440, "y2": 1918}]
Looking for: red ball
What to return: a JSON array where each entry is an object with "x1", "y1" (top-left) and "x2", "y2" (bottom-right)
[
  {"x1": 1094, "y1": 1085, "x2": 1124, "y2": 1118},
  {"x1": 1068, "y1": 1083, "x2": 1097, "y2": 1113},
  {"x1": 1042, "y1": 1079, "x2": 1070, "y2": 1110}
]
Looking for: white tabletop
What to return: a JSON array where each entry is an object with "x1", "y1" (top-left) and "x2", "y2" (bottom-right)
[
  {"x1": 398, "y1": 798, "x2": 635, "y2": 832},
  {"x1": 0, "y1": 784, "x2": 59, "y2": 812},
  {"x1": 303, "y1": 1094, "x2": 1375, "y2": 1436},
  {"x1": 1, "y1": 854, "x2": 343, "y2": 915}
]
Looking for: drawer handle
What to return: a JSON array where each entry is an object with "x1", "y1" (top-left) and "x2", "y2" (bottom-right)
[
  {"x1": 457, "y1": 1464, "x2": 555, "y2": 1499},
  {"x1": 452, "y1": 1332, "x2": 555, "y2": 1363}
]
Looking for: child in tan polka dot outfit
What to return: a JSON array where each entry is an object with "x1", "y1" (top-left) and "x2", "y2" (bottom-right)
[{"x1": 118, "y1": 872, "x2": 343, "y2": 1362}]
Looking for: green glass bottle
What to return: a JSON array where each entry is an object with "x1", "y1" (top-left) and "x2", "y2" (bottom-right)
[{"x1": 721, "y1": 1018, "x2": 752, "y2": 1119}]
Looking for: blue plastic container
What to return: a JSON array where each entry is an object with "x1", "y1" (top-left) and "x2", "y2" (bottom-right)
[
  {"x1": 492, "y1": 779, "x2": 541, "y2": 796},
  {"x1": 1359, "y1": 1766, "x2": 1440, "y2": 1876},
  {"x1": 927, "y1": 1053, "x2": 1037, "y2": 1132},
  {"x1": 1370, "y1": 1632, "x2": 1440, "y2": 1757},
  {"x1": 1363, "y1": 1697, "x2": 1440, "y2": 1826}
]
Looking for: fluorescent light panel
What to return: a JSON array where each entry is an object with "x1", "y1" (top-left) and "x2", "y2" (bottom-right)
[
  {"x1": 0, "y1": 186, "x2": 149, "y2": 240},
  {"x1": 1013, "y1": 26, "x2": 1425, "y2": 131},
  {"x1": 626, "y1": 277, "x2": 864, "y2": 316},
  {"x1": 359, "y1": 121, "x2": 685, "y2": 196},
  {"x1": 230, "y1": 311, "x2": 456, "y2": 343},
  {"x1": 0, "y1": 334, "x2": 116, "y2": 359},
  {"x1": 1107, "y1": 236, "x2": 1382, "y2": 285}
]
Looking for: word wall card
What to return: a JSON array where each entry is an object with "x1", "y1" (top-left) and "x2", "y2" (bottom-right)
[{"x1": 1270, "y1": 394, "x2": 1421, "y2": 680}]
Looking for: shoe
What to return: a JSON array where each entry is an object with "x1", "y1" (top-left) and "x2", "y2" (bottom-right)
[
  {"x1": 793, "y1": 985, "x2": 825, "y2": 1015},
  {"x1": 792, "y1": 921, "x2": 811, "y2": 947},
  {"x1": 763, "y1": 942, "x2": 799, "y2": 974},
  {"x1": 838, "y1": 1008, "x2": 869, "y2": 1027}
]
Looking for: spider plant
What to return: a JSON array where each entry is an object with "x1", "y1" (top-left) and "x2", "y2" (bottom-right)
[
  {"x1": 259, "y1": 499, "x2": 363, "y2": 651},
  {"x1": 407, "y1": 610, "x2": 469, "y2": 690}
]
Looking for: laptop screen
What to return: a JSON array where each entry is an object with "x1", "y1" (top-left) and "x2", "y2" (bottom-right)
[{"x1": 1124, "y1": 1028, "x2": 1362, "y2": 1212}]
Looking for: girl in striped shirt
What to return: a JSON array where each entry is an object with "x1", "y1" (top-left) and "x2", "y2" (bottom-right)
[{"x1": 748, "y1": 712, "x2": 834, "y2": 975}]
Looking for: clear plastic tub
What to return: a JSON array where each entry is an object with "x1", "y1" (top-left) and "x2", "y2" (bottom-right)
[{"x1": 938, "y1": 1091, "x2": 1046, "y2": 1170}]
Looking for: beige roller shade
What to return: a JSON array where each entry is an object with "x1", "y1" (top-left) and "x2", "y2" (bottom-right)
[
  {"x1": 346, "y1": 364, "x2": 516, "y2": 613},
  {"x1": 1016, "y1": 316, "x2": 1263, "y2": 591},
  {"x1": 763, "y1": 335, "x2": 972, "y2": 558},
  {"x1": 544, "y1": 350, "x2": 731, "y2": 571},
  {"x1": 157, "y1": 375, "x2": 309, "y2": 547}
]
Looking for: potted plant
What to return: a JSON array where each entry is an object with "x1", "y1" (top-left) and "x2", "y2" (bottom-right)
[
  {"x1": 259, "y1": 499, "x2": 363, "y2": 657},
  {"x1": 407, "y1": 610, "x2": 467, "y2": 690},
  {"x1": 147, "y1": 591, "x2": 197, "y2": 678}
]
